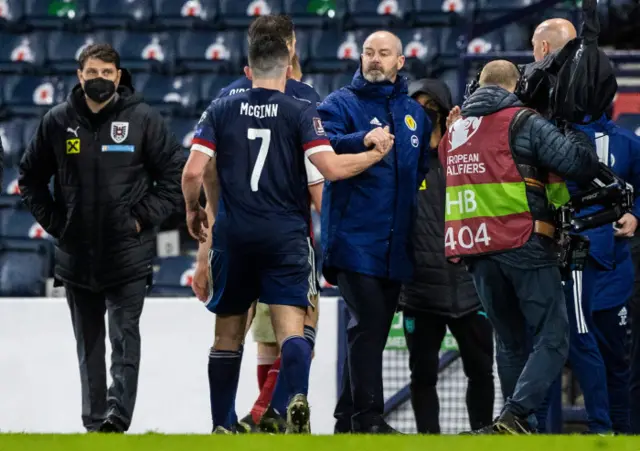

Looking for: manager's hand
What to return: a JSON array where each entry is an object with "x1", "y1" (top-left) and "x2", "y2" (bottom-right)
[
  {"x1": 364, "y1": 126, "x2": 394, "y2": 154},
  {"x1": 446, "y1": 106, "x2": 461, "y2": 130}
]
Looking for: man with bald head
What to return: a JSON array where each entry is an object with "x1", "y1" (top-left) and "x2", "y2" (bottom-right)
[
  {"x1": 318, "y1": 30, "x2": 432, "y2": 433},
  {"x1": 532, "y1": 18, "x2": 577, "y2": 62},
  {"x1": 440, "y1": 59, "x2": 599, "y2": 433}
]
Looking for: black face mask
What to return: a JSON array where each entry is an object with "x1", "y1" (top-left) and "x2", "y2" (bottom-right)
[{"x1": 83, "y1": 77, "x2": 116, "y2": 103}]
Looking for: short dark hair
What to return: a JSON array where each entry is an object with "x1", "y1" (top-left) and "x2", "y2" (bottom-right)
[
  {"x1": 248, "y1": 36, "x2": 290, "y2": 79},
  {"x1": 247, "y1": 14, "x2": 294, "y2": 45},
  {"x1": 78, "y1": 44, "x2": 120, "y2": 70}
]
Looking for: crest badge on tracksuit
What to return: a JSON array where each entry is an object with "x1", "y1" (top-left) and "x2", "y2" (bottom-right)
[{"x1": 111, "y1": 122, "x2": 129, "y2": 143}]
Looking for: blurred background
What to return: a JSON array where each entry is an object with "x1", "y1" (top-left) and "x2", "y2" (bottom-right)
[{"x1": 0, "y1": 0, "x2": 638, "y2": 434}]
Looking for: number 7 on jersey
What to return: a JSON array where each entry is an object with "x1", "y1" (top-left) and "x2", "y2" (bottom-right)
[{"x1": 247, "y1": 128, "x2": 271, "y2": 192}]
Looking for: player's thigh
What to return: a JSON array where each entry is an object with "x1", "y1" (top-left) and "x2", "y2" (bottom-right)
[
  {"x1": 252, "y1": 301, "x2": 278, "y2": 344},
  {"x1": 206, "y1": 247, "x2": 259, "y2": 317},
  {"x1": 244, "y1": 300, "x2": 258, "y2": 338}
]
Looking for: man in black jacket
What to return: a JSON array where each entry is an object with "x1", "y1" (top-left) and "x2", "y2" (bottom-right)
[
  {"x1": 18, "y1": 44, "x2": 184, "y2": 433},
  {"x1": 400, "y1": 79, "x2": 494, "y2": 434}
]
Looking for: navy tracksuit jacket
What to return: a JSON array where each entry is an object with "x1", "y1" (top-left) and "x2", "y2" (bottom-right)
[{"x1": 538, "y1": 116, "x2": 640, "y2": 433}]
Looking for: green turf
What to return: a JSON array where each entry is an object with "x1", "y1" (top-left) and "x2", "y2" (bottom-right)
[{"x1": 0, "y1": 434, "x2": 639, "y2": 451}]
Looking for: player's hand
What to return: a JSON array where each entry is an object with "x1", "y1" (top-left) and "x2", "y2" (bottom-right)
[
  {"x1": 614, "y1": 213, "x2": 638, "y2": 238},
  {"x1": 186, "y1": 207, "x2": 209, "y2": 243},
  {"x1": 192, "y1": 260, "x2": 210, "y2": 302},
  {"x1": 364, "y1": 126, "x2": 394, "y2": 154},
  {"x1": 446, "y1": 106, "x2": 461, "y2": 130}
]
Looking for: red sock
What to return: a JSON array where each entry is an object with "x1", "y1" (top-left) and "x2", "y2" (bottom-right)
[
  {"x1": 251, "y1": 357, "x2": 281, "y2": 423},
  {"x1": 257, "y1": 364, "x2": 271, "y2": 390}
]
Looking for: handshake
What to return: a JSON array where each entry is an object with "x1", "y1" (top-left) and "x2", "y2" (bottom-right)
[{"x1": 364, "y1": 126, "x2": 394, "y2": 158}]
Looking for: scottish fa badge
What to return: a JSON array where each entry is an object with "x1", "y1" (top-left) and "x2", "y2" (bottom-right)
[{"x1": 110, "y1": 121, "x2": 129, "y2": 143}]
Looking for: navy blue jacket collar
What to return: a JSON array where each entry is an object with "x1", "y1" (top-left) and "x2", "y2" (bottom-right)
[{"x1": 348, "y1": 68, "x2": 409, "y2": 98}]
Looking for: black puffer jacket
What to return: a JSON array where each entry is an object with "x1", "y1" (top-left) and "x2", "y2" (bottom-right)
[
  {"x1": 461, "y1": 86, "x2": 599, "y2": 268},
  {"x1": 19, "y1": 83, "x2": 184, "y2": 291},
  {"x1": 400, "y1": 152, "x2": 481, "y2": 317}
]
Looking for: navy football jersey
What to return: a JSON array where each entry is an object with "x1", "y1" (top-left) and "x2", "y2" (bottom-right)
[
  {"x1": 192, "y1": 88, "x2": 332, "y2": 251},
  {"x1": 217, "y1": 76, "x2": 321, "y2": 105}
]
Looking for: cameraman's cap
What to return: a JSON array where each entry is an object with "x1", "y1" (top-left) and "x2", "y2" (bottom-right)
[{"x1": 408, "y1": 79, "x2": 453, "y2": 112}]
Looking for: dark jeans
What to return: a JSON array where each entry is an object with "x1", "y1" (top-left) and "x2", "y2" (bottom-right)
[
  {"x1": 467, "y1": 258, "x2": 569, "y2": 418},
  {"x1": 402, "y1": 307, "x2": 495, "y2": 433},
  {"x1": 65, "y1": 277, "x2": 147, "y2": 432},
  {"x1": 333, "y1": 270, "x2": 401, "y2": 432}
]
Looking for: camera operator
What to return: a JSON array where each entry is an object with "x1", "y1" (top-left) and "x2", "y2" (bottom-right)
[
  {"x1": 441, "y1": 60, "x2": 599, "y2": 434},
  {"x1": 530, "y1": 17, "x2": 613, "y2": 434},
  {"x1": 400, "y1": 79, "x2": 494, "y2": 434}
]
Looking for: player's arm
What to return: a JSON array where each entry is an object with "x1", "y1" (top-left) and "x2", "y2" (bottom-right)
[
  {"x1": 305, "y1": 155, "x2": 324, "y2": 213},
  {"x1": 300, "y1": 105, "x2": 389, "y2": 181},
  {"x1": 182, "y1": 108, "x2": 218, "y2": 242},
  {"x1": 195, "y1": 161, "x2": 220, "y2": 263}
]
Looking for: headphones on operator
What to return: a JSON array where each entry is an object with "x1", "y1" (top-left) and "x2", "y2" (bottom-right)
[{"x1": 464, "y1": 61, "x2": 527, "y2": 101}]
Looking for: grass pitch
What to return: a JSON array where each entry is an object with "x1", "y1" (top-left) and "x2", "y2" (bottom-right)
[{"x1": 0, "y1": 434, "x2": 639, "y2": 451}]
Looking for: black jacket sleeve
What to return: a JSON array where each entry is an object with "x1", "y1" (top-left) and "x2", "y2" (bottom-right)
[
  {"x1": 131, "y1": 107, "x2": 185, "y2": 229},
  {"x1": 0, "y1": 132, "x2": 4, "y2": 188},
  {"x1": 526, "y1": 114, "x2": 600, "y2": 184},
  {"x1": 18, "y1": 112, "x2": 64, "y2": 238}
]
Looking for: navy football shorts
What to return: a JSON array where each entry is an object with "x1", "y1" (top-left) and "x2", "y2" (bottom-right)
[{"x1": 204, "y1": 238, "x2": 317, "y2": 315}]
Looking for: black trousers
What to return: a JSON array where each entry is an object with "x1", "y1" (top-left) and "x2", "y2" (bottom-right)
[
  {"x1": 334, "y1": 270, "x2": 401, "y2": 432},
  {"x1": 402, "y1": 306, "x2": 495, "y2": 433},
  {"x1": 65, "y1": 277, "x2": 147, "y2": 432}
]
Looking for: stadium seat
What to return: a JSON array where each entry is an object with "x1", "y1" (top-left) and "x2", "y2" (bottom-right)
[
  {"x1": 199, "y1": 75, "x2": 238, "y2": 106},
  {"x1": 3, "y1": 75, "x2": 66, "y2": 115},
  {"x1": 1, "y1": 207, "x2": 54, "y2": 240},
  {"x1": 2, "y1": 166, "x2": 20, "y2": 197},
  {"x1": 307, "y1": 30, "x2": 360, "y2": 73},
  {"x1": 0, "y1": 0, "x2": 24, "y2": 27},
  {"x1": 0, "y1": 119, "x2": 25, "y2": 168},
  {"x1": 503, "y1": 23, "x2": 530, "y2": 52},
  {"x1": 25, "y1": 0, "x2": 87, "y2": 27},
  {"x1": 153, "y1": 0, "x2": 218, "y2": 27},
  {"x1": 170, "y1": 116, "x2": 197, "y2": 150},
  {"x1": 150, "y1": 255, "x2": 196, "y2": 296},
  {"x1": 177, "y1": 31, "x2": 243, "y2": 73},
  {"x1": 22, "y1": 118, "x2": 38, "y2": 149},
  {"x1": 616, "y1": 113, "x2": 640, "y2": 136},
  {"x1": 299, "y1": 74, "x2": 333, "y2": 101},
  {"x1": 413, "y1": 0, "x2": 464, "y2": 25},
  {"x1": 218, "y1": 0, "x2": 281, "y2": 28},
  {"x1": 0, "y1": 240, "x2": 51, "y2": 297},
  {"x1": 476, "y1": 0, "x2": 531, "y2": 10},
  {"x1": 0, "y1": 32, "x2": 46, "y2": 73},
  {"x1": 282, "y1": 0, "x2": 344, "y2": 27},
  {"x1": 47, "y1": 31, "x2": 112, "y2": 72},
  {"x1": 346, "y1": 0, "x2": 412, "y2": 28},
  {"x1": 137, "y1": 73, "x2": 200, "y2": 114},
  {"x1": 112, "y1": 31, "x2": 175, "y2": 72},
  {"x1": 88, "y1": 0, "x2": 152, "y2": 27},
  {"x1": 294, "y1": 30, "x2": 311, "y2": 67}
]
